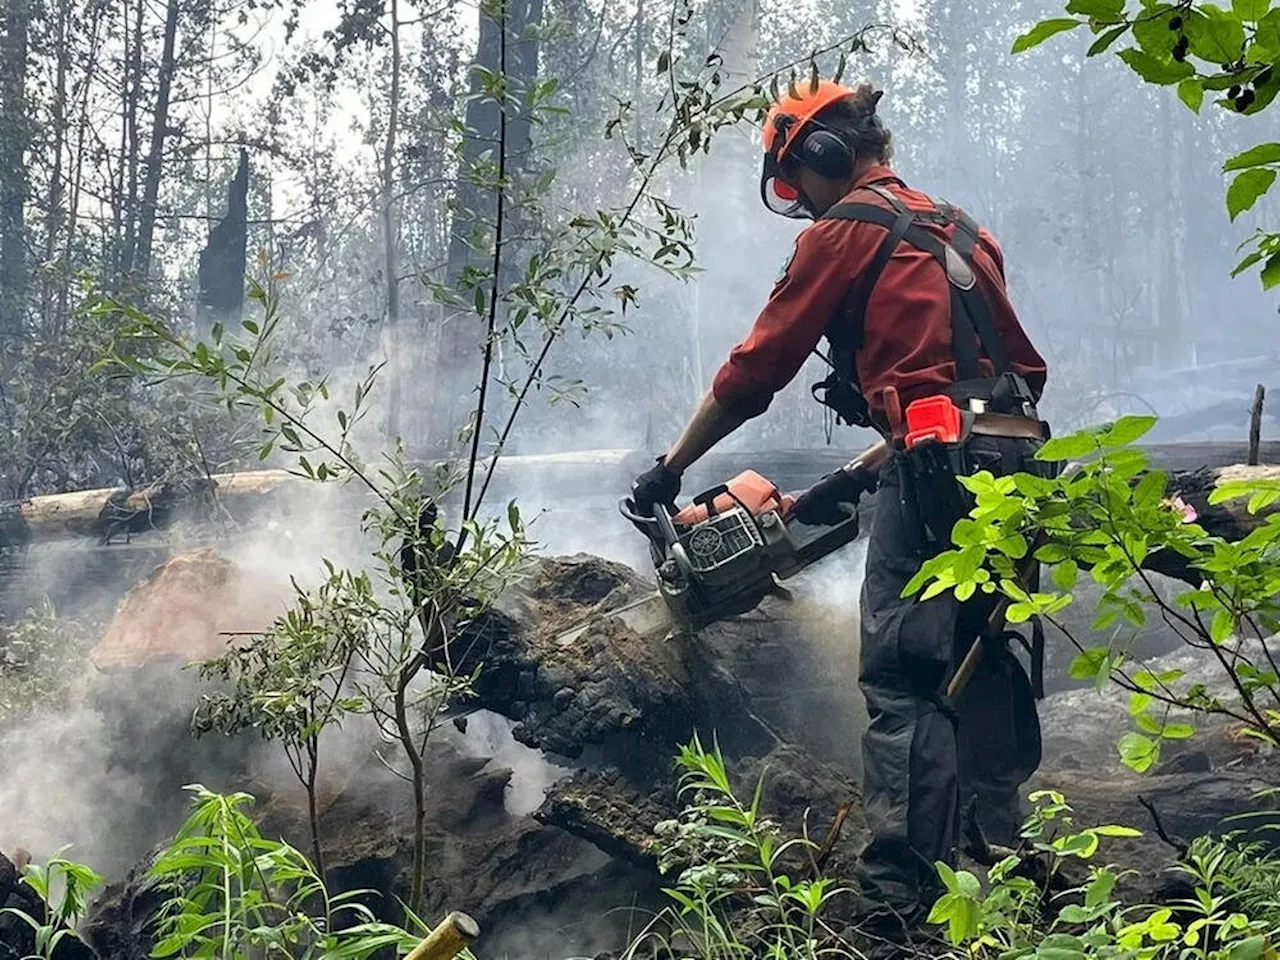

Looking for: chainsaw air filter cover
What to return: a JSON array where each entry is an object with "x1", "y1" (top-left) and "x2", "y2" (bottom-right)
[{"x1": 683, "y1": 509, "x2": 762, "y2": 572}]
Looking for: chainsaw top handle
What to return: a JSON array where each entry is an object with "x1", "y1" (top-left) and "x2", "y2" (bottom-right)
[{"x1": 619, "y1": 497, "x2": 681, "y2": 549}]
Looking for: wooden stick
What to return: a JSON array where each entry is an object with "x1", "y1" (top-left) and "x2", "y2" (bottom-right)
[
  {"x1": 947, "y1": 551, "x2": 1041, "y2": 702},
  {"x1": 1248, "y1": 383, "x2": 1266, "y2": 466},
  {"x1": 946, "y1": 604, "x2": 1001, "y2": 701},
  {"x1": 406, "y1": 912, "x2": 480, "y2": 960}
]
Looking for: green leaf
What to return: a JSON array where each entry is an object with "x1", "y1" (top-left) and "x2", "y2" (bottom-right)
[
  {"x1": 955, "y1": 869, "x2": 982, "y2": 898},
  {"x1": 1264, "y1": 250, "x2": 1280, "y2": 288},
  {"x1": 1227, "y1": 168, "x2": 1276, "y2": 220},
  {"x1": 1118, "y1": 47, "x2": 1196, "y2": 84},
  {"x1": 1067, "y1": 0, "x2": 1124, "y2": 18},
  {"x1": 1005, "y1": 602, "x2": 1035, "y2": 624},
  {"x1": 1257, "y1": 8, "x2": 1280, "y2": 54},
  {"x1": 1052, "y1": 559, "x2": 1080, "y2": 590},
  {"x1": 1100, "y1": 414, "x2": 1158, "y2": 446},
  {"x1": 1225, "y1": 143, "x2": 1280, "y2": 171},
  {"x1": 1013, "y1": 18, "x2": 1084, "y2": 54},
  {"x1": 1162, "y1": 721, "x2": 1196, "y2": 739},
  {"x1": 1089, "y1": 23, "x2": 1130, "y2": 55},
  {"x1": 1117, "y1": 731, "x2": 1161, "y2": 772},
  {"x1": 1069, "y1": 648, "x2": 1109, "y2": 680},
  {"x1": 1186, "y1": 5, "x2": 1247, "y2": 62},
  {"x1": 1178, "y1": 77, "x2": 1206, "y2": 112},
  {"x1": 1232, "y1": 248, "x2": 1265, "y2": 277},
  {"x1": 1133, "y1": 4, "x2": 1180, "y2": 56},
  {"x1": 1234, "y1": 0, "x2": 1270, "y2": 21},
  {"x1": 1230, "y1": 935, "x2": 1269, "y2": 960},
  {"x1": 1036, "y1": 933, "x2": 1088, "y2": 960},
  {"x1": 1211, "y1": 608, "x2": 1235, "y2": 642},
  {"x1": 1038, "y1": 431, "x2": 1100, "y2": 461},
  {"x1": 1092, "y1": 824, "x2": 1143, "y2": 837}
]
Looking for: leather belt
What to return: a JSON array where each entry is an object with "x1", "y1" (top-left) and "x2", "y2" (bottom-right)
[{"x1": 968, "y1": 411, "x2": 1048, "y2": 441}]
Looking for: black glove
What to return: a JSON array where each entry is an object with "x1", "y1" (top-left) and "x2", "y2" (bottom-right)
[
  {"x1": 791, "y1": 463, "x2": 877, "y2": 526},
  {"x1": 631, "y1": 456, "x2": 682, "y2": 517}
]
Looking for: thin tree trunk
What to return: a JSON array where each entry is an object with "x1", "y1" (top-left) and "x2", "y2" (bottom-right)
[
  {"x1": 305, "y1": 737, "x2": 326, "y2": 879},
  {"x1": 0, "y1": 0, "x2": 31, "y2": 339},
  {"x1": 382, "y1": 0, "x2": 403, "y2": 439},
  {"x1": 134, "y1": 0, "x2": 181, "y2": 282},
  {"x1": 39, "y1": 0, "x2": 69, "y2": 335},
  {"x1": 394, "y1": 663, "x2": 428, "y2": 916},
  {"x1": 118, "y1": 0, "x2": 144, "y2": 281},
  {"x1": 58, "y1": 0, "x2": 104, "y2": 335}
]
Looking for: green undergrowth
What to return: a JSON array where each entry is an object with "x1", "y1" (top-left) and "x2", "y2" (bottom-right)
[
  {"x1": 618, "y1": 736, "x2": 1280, "y2": 960},
  {"x1": 6, "y1": 741, "x2": 1280, "y2": 960}
]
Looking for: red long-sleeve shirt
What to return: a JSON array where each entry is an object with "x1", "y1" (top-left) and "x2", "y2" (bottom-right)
[{"x1": 711, "y1": 166, "x2": 1047, "y2": 433}]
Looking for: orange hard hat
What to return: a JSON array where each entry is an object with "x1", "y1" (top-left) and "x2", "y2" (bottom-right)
[
  {"x1": 762, "y1": 80, "x2": 858, "y2": 163},
  {"x1": 760, "y1": 79, "x2": 858, "y2": 219}
]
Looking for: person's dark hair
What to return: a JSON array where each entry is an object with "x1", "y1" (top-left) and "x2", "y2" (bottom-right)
[{"x1": 813, "y1": 83, "x2": 893, "y2": 164}]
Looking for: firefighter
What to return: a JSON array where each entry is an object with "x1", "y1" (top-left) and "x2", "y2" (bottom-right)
[{"x1": 629, "y1": 80, "x2": 1053, "y2": 955}]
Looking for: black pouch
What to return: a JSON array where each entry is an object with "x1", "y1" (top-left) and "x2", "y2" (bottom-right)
[{"x1": 901, "y1": 436, "x2": 974, "y2": 551}]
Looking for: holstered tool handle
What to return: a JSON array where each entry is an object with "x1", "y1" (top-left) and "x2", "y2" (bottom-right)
[{"x1": 406, "y1": 912, "x2": 479, "y2": 960}]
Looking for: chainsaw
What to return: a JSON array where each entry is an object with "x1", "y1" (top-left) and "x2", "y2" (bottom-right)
[{"x1": 619, "y1": 469, "x2": 864, "y2": 632}]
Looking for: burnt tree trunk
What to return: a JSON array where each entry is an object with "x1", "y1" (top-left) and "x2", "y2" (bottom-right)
[{"x1": 197, "y1": 149, "x2": 250, "y2": 322}]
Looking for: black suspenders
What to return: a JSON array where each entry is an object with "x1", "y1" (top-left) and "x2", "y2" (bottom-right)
[{"x1": 819, "y1": 183, "x2": 1011, "y2": 382}]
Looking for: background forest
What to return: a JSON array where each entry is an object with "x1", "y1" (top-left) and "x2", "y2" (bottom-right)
[{"x1": 0, "y1": 0, "x2": 1273, "y2": 504}]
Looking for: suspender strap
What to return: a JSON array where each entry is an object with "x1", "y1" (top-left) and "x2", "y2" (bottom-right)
[
  {"x1": 821, "y1": 193, "x2": 1011, "y2": 380},
  {"x1": 830, "y1": 199, "x2": 914, "y2": 350},
  {"x1": 936, "y1": 199, "x2": 1011, "y2": 376}
]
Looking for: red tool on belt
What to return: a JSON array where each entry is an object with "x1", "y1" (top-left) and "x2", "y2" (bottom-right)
[{"x1": 904, "y1": 396, "x2": 963, "y2": 449}]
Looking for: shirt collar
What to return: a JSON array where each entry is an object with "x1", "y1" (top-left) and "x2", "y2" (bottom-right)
[{"x1": 851, "y1": 164, "x2": 903, "y2": 191}]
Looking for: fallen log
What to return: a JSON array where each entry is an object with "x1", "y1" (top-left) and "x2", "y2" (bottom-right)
[
  {"x1": 0, "y1": 470, "x2": 302, "y2": 548},
  {"x1": 0, "y1": 444, "x2": 1274, "y2": 549}
]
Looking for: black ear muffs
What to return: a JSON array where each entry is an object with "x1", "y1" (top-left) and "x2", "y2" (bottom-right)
[{"x1": 797, "y1": 127, "x2": 854, "y2": 180}]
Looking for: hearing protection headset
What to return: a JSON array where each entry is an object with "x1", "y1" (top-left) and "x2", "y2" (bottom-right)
[{"x1": 760, "y1": 80, "x2": 872, "y2": 219}]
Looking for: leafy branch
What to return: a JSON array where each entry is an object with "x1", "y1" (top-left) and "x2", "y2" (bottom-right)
[{"x1": 1013, "y1": 0, "x2": 1280, "y2": 287}]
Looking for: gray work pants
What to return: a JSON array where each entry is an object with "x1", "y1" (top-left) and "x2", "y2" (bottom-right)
[{"x1": 854, "y1": 438, "x2": 1044, "y2": 917}]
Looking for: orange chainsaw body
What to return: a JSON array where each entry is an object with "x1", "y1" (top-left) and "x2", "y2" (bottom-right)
[{"x1": 672, "y1": 470, "x2": 798, "y2": 526}]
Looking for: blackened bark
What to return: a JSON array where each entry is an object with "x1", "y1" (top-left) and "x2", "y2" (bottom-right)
[{"x1": 197, "y1": 149, "x2": 250, "y2": 320}]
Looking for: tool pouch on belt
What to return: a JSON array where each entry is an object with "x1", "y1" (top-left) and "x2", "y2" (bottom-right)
[{"x1": 902, "y1": 436, "x2": 975, "y2": 551}]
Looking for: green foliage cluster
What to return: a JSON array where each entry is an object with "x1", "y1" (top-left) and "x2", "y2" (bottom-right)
[
  {"x1": 147, "y1": 786, "x2": 424, "y2": 959},
  {"x1": 1014, "y1": 0, "x2": 1280, "y2": 287},
  {"x1": 631, "y1": 734, "x2": 854, "y2": 960},
  {"x1": 622, "y1": 744, "x2": 1280, "y2": 960},
  {"x1": 905, "y1": 415, "x2": 1280, "y2": 772},
  {"x1": 0, "y1": 847, "x2": 104, "y2": 959},
  {"x1": 0, "y1": 599, "x2": 95, "y2": 729},
  {"x1": 1, "y1": 785, "x2": 441, "y2": 959},
  {"x1": 92, "y1": 275, "x2": 531, "y2": 915},
  {"x1": 928, "y1": 790, "x2": 1280, "y2": 960}
]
